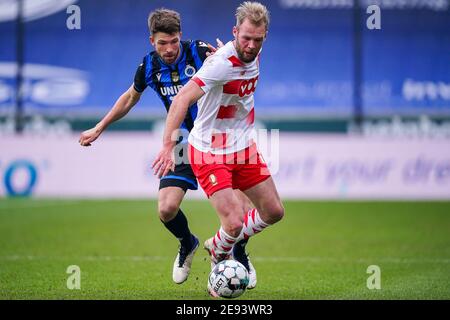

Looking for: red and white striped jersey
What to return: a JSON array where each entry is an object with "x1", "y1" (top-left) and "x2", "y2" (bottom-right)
[{"x1": 189, "y1": 41, "x2": 260, "y2": 155}]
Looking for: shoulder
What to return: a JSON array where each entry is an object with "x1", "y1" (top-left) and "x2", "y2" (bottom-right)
[
  {"x1": 188, "y1": 39, "x2": 211, "y2": 62},
  {"x1": 193, "y1": 42, "x2": 237, "y2": 82},
  {"x1": 201, "y1": 53, "x2": 231, "y2": 73},
  {"x1": 136, "y1": 53, "x2": 162, "y2": 85},
  {"x1": 136, "y1": 54, "x2": 149, "y2": 72},
  {"x1": 134, "y1": 55, "x2": 150, "y2": 92},
  {"x1": 205, "y1": 42, "x2": 236, "y2": 68},
  {"x1": 143, "y1": 51, "x2": 166, "y2": 75},
  {"x1": 138, "y1": 53, "x2": 154, "y2": 70},
  {"x1": 147, "y1": 51, "x2": 158, "y2": 64},
  {"x1": 215, "y1": 42, "x2": 243, "y2": 67}
]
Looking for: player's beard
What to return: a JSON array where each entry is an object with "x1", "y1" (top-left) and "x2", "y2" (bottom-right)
[
  {"x1": 235, "y1": 42, "x2": 258, "y2": 63},
  {"x1": 159, "y1": 48, "x2": 179, "y2": 65}
]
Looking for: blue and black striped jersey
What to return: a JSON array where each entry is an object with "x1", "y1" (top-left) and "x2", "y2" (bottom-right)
[{"x1": 133, "y1": 40, "x2": 211, "y2": 132}]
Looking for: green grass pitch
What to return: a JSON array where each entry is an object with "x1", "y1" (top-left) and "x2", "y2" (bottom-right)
[{"x1": 0, "y1": 199, "x2": 449, "y2": 299}]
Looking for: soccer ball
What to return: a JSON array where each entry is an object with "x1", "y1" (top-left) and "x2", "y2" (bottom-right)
[{"x1": 207, "y1": 259, "x2": 249, "y2": 298}]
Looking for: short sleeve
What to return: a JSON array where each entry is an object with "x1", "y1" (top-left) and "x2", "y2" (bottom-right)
[
  {"x1": 133, "y1": 60, "x2": 147, "y2": 93},
  {"x1": 191, "y1": 55, "x2": 230, "y2": 94}
]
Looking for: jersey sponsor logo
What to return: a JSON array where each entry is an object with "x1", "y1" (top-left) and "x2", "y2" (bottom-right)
[
  {"x1": 239, "y1": 76, "x2": 259, "y2": 97},
  {"x1": 160, "y1": 85, "x2": 184, "y2": 97},
  {"x1": 184, "y1": 65, "x2": 196, "y2": 77}
]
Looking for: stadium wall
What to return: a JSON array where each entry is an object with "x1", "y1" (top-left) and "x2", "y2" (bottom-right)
[{"x1": 1, "y1": 133, "x2": 449, "y2": 200}]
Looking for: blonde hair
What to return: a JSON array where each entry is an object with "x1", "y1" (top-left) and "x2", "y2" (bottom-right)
[{"x1": 235, "y1": 2, "x2": 270, "y2": 31}]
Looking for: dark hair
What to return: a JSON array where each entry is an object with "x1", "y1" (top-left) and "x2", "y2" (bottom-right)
[{"x1": 148, "y1": 8, "x2": 181, "y2": 35}]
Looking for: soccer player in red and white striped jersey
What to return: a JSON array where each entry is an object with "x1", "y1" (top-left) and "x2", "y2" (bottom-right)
[{"x1": 153, "y1": 1, "x2": 284, "y2": 292}]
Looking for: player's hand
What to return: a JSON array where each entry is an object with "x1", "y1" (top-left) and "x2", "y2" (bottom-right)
[
  {"x1": 79, "y1": 125, "x2": 103, "y2": 147},
  {"x1": 206, "y1": 38, "x2": 225, "y2": 57},
  {"x1": 152, "y1": 144, "x2": 175, "y2": 178}
]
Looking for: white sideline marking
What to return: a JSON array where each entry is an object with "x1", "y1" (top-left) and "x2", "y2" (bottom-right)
[{"x1": 1, "y1": 255, "x2": 449, "y2": 264}]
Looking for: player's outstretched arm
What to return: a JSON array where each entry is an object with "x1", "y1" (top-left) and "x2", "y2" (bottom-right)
[
  {"x1": 152, "y1": 80, "x2": 205, "y2": 178},
  {"x1": 79, "y1": 85, "x2": 141, "y2": 146}
]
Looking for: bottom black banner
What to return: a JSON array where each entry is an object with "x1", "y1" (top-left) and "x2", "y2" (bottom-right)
[{"x1": 1, "y1": 300, "x2": 447, "y2": 319}]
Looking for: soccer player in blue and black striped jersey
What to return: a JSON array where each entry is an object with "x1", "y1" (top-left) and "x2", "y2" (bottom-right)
[{"x1": 79, "y1": 8, "x2": 255, "y2": 287}]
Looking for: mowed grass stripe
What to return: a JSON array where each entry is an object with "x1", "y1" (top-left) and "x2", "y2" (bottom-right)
[{"x1": 0, "y1": 199, "x2": 449, "y2": 299}]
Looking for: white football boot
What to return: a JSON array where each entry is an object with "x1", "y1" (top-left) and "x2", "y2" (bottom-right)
[
  {"x1": 172, "y1": 235, "x2": 199, "y2": 284},
  {"x1": 246, "y1": 258, "x2": 257, "y2": 289}
]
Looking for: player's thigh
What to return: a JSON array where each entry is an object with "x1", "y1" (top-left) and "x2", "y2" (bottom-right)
[
  {"x1": 158, "y1": 186, "x2": 186, "y2": 220},
  {"x1": 242, "y1": 177, "x2": 284, "y2": 223}
]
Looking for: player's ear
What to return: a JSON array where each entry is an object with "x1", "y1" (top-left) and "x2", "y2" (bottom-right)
[
  {"x1": 150, "y1": 35, "x2": 155, "y2": 46},
  {"x1": 233, "y1": 26, "x2": 238, "y2": 38}
]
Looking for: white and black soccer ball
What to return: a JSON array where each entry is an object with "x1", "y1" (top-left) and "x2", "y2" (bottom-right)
[{"x1": 207, "y1": 259, "x2": 249, "y2": 299}]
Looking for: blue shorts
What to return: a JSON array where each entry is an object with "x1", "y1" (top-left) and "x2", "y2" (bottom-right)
[{"x1": 159, "y1": 163, "x2": 198, "y2": 192}]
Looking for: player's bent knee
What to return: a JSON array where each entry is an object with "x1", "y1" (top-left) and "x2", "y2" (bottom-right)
[
  {"x1": 267, "y1": 203, "x2": 285, "y2": 224},
  {"x1": 275, "y1": 204, "x2": 285, "y2": 221},
  {"x1": 158, "y1": 202, "x2": 180, "y2": 222}
]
